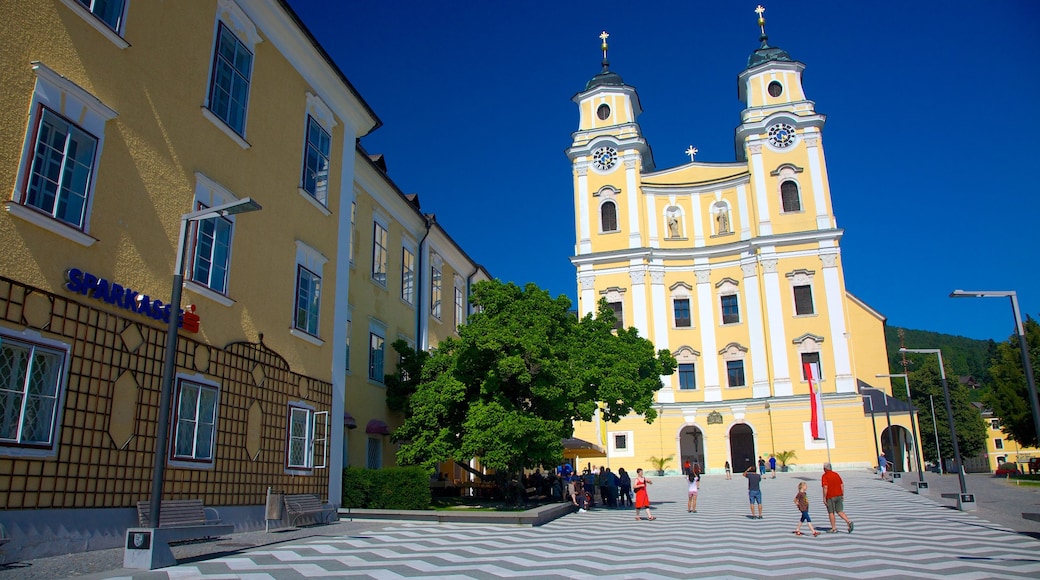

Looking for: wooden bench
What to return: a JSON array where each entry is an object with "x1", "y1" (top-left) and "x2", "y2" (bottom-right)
[
  {"x1": 136, "y1": 500, "x2": 233, "y2": 542},
  {"x1": 284, "y1": 494, "x2": 335, "y2": 527}
]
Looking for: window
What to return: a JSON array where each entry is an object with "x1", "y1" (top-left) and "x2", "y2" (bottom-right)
[
  {"x1": 455, "y1": 286, "x2": 465, "y2": 328},
  {"x1": 721, "y1": 294, "x2": 740, "y2": 324},
  {"x1": 674, "y1": 298, "x2": 691, "y2": 327},
  {"x1": 601, "y1": 201, "x2": 618, "y2": 232},
  {"x1": 614, "y1": 434, "x2": 628, "y2": 451},
  {"x1": 369, "y1": 332, "x2": 385, "y2": 383},
  {"x1": 294, "y1": 266, "x2": 321, "y2": 336},
  {"x1": 344, "y1": 318, "x2": 351, "y2": 373},
  {"x1": 349, "y1": 202, "x2": 356, "y2": 265},
  {"x1": 726, "y1": 360, "x2": 746, "y2": 388},
  {"x1": 608, "y1": 301, "x2": 624, "y2": 330},
  {"x1": 190, "y1": 204, "x2": 233, "y2": 294},
  {"x1": 10, "y1": 63, "x2": 117, "y2": 246},
  {"x1": 301, "y1": 116, "x2": 331, "y2": 204},
  {"x1": 286, "y1": 404, "x2": 328, "y2": 470},
  {"x1": 994, "y1": 438, "x2": 1004, "y2": 450},
  {"x1": 767, "y1": 81, "x2": 783, "y2": 97},
  {"x1": 372, "y1": 222, "x2": 388, "y2": 285},
  {"x1": 990, "y1": 419, "x2": 1000, "y2": 430},
  {"x1": 793, "y1": 285, "x2": 814, "y2": 315},
  {"x1": 678, "y1": 363, "x2": 696, "y2": 390},
  {"x1": 74, "y1": 0, "x2": 126, "y2": 32},
  {"x1": 781, "y1": 180, "x2": 801, "y2": 212},
  {"x1": 366, "y1": 437, "x2": 382, "y2": 469},
  {"x1": 801, "y1": 352, "x2": 821, "y2": 381},
  {"x1": 431, "y1": 267, "x2": 442, "y2": 319},
  {"x1": 207, "y1": 22, "x2": 253, "y2": 136},
  {"x1": 0, "y1": 334, "x2": 67, "y2": 450},
  {"x1": 24, "y1": 108, "x2": 98, "y2": 230},
  {"x1": 172, "y1": 379, "x2": 218, "y2": 463},
  {"x1": 402, "y1": 247, "x2": 415, "y2": 304}
]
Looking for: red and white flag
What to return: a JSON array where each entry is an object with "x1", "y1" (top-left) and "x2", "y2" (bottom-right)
[{"x1": 805, "y1": 363, "x2": 825, "y2": 440}]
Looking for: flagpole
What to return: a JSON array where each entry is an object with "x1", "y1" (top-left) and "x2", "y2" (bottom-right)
[{"x1": 819, "y1": 381, "x2": 832, "y2": 465}]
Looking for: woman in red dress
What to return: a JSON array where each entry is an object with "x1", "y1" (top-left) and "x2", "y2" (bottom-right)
[{"x1": 633, "y1": 468, "x2": 656, "y2": 520}]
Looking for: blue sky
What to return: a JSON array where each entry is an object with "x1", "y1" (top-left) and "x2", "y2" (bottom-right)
[{"x1": 287, "y1": 1, "x2": 1038, "y2": 342}]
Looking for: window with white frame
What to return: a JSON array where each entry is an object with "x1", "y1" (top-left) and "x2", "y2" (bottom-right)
[
  {"x1": 599, "y1": 287, "x2": 626, "y2": 330},
  {"x1": 609, "y1": 431, "x2": 634, "y2": 457},
  {"x1": 613, "y1": 433, "x2": 628, "y2": 451},
  {"x1": 781, "y1": 180, "x2": 802, "y2": 212},
  {"x1": 206, "y1": 21, "x2": 254, "y2": 136},
  {"x1": 369, "y1": 327, "x2": 385, "y2": 383},
  {"x1": 9, "y1": 63, "x2": 117, "y2": 245},
  {"x1": 372, "y1": 221, "x2": 388, "y2": 286},
  {"x1": 994, "y1": 438, "x2": 1004, "y2": 450},
  {"x1": 787, "y1": 269, "x2": 816, "y2": 316},
  {"x1": 344, "y1": 306, "x2": 353, "y2": 373},
  {"x1": 301, "y1": 116, "x2": 331, "y2": 204},
  {"x1": 600, "y1": 200, "x2": 618, "y2": 232},
  {"x1": 72, "y1": 0, "x2": 126, "y2": 32},
  {"x1": 673, "y1": 346, "x2": 699, "y2": 391},
  {"x1": 431, "y1": 265, "x2": 442, "y2": 320},
  {"x1": 293, "y1": 240, "x2": 327, "y2": 339},
  {"x1": 286, "y1": 403, "x2": 328, "y2": 471},
  {"x1": 717, "y1": 278, "x2": 741, "y2": 325},
  {"x1": 674, "y1": 298, "x2": 691, "y2": 327},
  {"x1": 990, "y1": 419, "x2": 1000, "y2": 430},
  {"x1": 794, "y1": 334, "x2": 825, "y2": 382},
  {"x1": 366, "y1": 436, "x2": 382, "y2": 469},
  {"x1": 402, "y1": 247, "x2": 415, "y2": 304},
  {"x1": 0, "y1": 331, "x2": 69, "y2": 453},
  {"x1": 454, "y1": 277, "x2": 465, "y2": 329},
  {"x1": 349, "y1": 201, "x2": 356, "y2": 265},
  {"x1": 720, "y1": 342, "x2": 748, "y2": 388},
  {"x1": 187, "y1": 174, "x2": 249, "y2": 300},
  {"x1": 801, "y1": 352, "x2": 821, "y2": 381},
  {"x1": 172, "y1": 378, "x2": 218, "y2": 464}
]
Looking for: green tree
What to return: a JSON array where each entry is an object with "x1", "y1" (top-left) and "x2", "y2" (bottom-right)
[
  {"x1": 392, "y1": 280, "x2": 675, "y2": 497},
  {"x1": 985, "y1": 317, "x2": 1040, "y2": 448},
  {"x1": 384, "y1": 339, "x2": 430, "y2": 414},
  {"x1": 906, "y1": 358, "x2": 987, "y2": 468}
]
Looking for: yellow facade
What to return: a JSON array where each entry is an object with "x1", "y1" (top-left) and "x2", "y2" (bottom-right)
[
  {"x1": 568, "y1": 29, "x2": 901, "y2": 474},
  {"x1": 979, "y1": 410, "x2": 1040, "y2": 472},
  {"x1": 0, "y1": 0, "x2": 486, "y2": 560}
]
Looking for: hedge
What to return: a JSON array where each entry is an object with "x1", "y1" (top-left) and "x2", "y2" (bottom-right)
[{"x1": 342, "y1": 466, "x2": 432, "y2": 510}]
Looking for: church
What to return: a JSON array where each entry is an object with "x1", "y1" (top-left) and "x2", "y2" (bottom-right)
[{"x1": 568, "y1": 9, "x2": 912, "y2": 475}]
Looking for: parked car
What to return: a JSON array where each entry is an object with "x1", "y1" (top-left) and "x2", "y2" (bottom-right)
[{"x1": 995, "y1": 463, "x2": 1020, "y2": 477}]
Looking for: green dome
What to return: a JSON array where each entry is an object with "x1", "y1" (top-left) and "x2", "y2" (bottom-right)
[
  {"x1": 585, "y1": 68, "x2": 625, "y2": 92},
  {"x1": 747, "y1": 36, "x2": 792, "y2": 68}
]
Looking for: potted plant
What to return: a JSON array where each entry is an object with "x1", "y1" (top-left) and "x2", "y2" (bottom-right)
[
  {"x1": 648, "y1": 455, "x2": 674, "y2": 476},
  {"x1": 774, "y1": 450, "x2": 797, "y2": 472}
]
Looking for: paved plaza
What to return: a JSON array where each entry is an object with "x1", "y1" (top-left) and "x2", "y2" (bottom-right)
[{"x1": 3, "y1": 469, "x2": 1039, "y2": 579}]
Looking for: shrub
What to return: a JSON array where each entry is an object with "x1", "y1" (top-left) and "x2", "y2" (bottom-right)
[{"x1": 342, "y1": 466, "x2": 432, "y2": 510}]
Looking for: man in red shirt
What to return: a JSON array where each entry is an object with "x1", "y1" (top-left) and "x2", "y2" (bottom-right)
[{"x1": 821, "y1": 462, "x2": 854, "y2": 533}]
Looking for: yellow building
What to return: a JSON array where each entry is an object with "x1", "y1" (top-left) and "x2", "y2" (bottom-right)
[
  {"x1": 568, "y1": 18, "x2": 913, "y2": 474},
  {"x1": 0, "y1": 0, "x2": 485, "y2": 560},
  {"x1": 978, "y1": 406, "x2": 1040, "y2": 473}
]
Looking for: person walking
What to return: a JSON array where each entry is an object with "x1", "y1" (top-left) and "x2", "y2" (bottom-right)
[
  {"x1": 769, "y1": 455, "x2": 777, "y2": 479},
  {"x1": 603, "y1": 467, "x2": 619, "y2": 507},
  {"x1": 633, "y1": 468, "x2": 656, "y2": 520},
  {"x1": 683, "y1": 459, "x2": 691, "y2": 477},
  {"x1": 724, "y1": 461, "x2": 732, "y2": 480},
  {"x1": 744, "y1": 465, "x2": 763, "y2": 519},
  {"x1": 792, "y1": 481, "x2": 820, "y2": 536},
  {"x1": 618, "y1": 467, "x2": 632, "y2": 507},
  {"x1": 758, "y1": 456, "x2": 767, "y2": 476},
  {"x1": 821, "y1": 462, "x2": 854, "y2": 533},
  {"x1": 687, "y1": 466, "x2": 700, "y2": 513},
  {"x1": 878, "y1": 452, "x2": 889, "y2": 481}
]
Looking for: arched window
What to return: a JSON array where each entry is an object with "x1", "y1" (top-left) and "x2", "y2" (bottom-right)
[
  {"x1": 601, "y1": 201, "x2": 618, "y2": 232},
  {"x1": 781, "y1": 180, "x2": 801, "y2": 213}
]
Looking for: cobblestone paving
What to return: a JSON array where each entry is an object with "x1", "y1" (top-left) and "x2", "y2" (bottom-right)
[{"x1": 27, "y1": 470, "x2": 1037, "y2": 579}]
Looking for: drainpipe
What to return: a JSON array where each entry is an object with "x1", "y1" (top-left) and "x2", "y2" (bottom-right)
[{"x1": 415, "y1": 215, "x2": 433, "y2": 349}]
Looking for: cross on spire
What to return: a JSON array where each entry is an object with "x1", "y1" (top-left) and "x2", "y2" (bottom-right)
[
  {"x1": 685, "y1": 146, "x2": 698, "y2": 161},
  {"x1": 600, "y1": 31, "x2": 610, "y2": 71},
  {"x1": 755, "y1": 5, "x2": 767, "y2": 38}
]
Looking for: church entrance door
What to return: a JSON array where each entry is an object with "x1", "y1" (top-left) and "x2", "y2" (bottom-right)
[{"x1": 729, "y1": 424, "x2": 755, "y2": 474}]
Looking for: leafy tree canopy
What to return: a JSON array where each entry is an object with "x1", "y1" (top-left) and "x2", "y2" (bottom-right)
[
  {"x1": 391, "y1": 280, "x2": 675, "y2": 475},
  {"x1": 985, "y1": 316, "x2": 1040, "y2": 447},
  {"x1": 904, "y1": 357, "x2": 987, "y2": 464},
  {"x1": 886, "y1": 326, "x2": 996, "y2": 384}
]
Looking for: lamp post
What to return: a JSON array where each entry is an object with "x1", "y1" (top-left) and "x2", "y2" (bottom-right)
[
  {"x1": 950, "y1": 290, "x2": 1040, "y2": 450},
  {"x1": 900, "y1": 347, "x2": 973, "y2": 510},
  {"x1": 929, "y1": 395, "x2": 943, "y2": 474},
  {"x1": 877, "y1": 373, "x2": 926, "y2": 486},
  {"x1": 862, "y1": 393, "x2": 880, "y2": 463},
  {"x1": 149, "y1": 198, "x2": 261, "y2": 528}
]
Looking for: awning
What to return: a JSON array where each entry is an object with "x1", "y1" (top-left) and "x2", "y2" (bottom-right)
[
  {"x1": 562, "y1": 437, "x2": 606, "y2": 458},
  {"x1": 366, "y1": 419, "x2": 391, "y2": 435},
  {"x1": 343, "y1": 412, "x2": 357, "y2": 429}
]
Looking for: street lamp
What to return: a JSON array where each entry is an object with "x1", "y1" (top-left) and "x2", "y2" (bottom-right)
[
  {"x1": 149, "y1": 197, "x2": 262, "y2": 527},
  {"x1": 900, "y1": 347, "x2": 974, "y2": 510},
  {"x1": 950, "y1": 290, "x2": 1040, "y2": 452},
  {"x1": 877, "y1": 373, "x2": 926, "y2": 487},
  {"x1": 861, "y1": 392, "x2": 880, "y2": 463}
]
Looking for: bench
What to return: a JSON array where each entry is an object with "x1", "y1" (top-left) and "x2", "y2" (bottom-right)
[
  {"x1": 135, "y1": 500, "x2": 233, "y2": 541},
  {"x1": 1023, "y1": 512, "x2": 1040, "y2": 522},
  {"x1": 284, "y1": 494, "x2": 335, "y2": 527},
  {"x1": 0, "y1": 522, "x2": 9, "y2": 564}
]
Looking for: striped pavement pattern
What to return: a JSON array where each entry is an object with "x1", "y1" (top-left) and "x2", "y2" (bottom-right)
[{"x1": 102, "y1": 470, "x2": 1040, "y2": 579}]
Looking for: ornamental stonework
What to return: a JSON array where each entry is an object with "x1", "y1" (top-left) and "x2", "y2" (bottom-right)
[
  {"x1": 761, "y1": 259, "x2": 778, "y2": 273},
  {"x1": 579, "y1": 276, "x2": 596, "y2": 290},
  {"x1": 820, "y1": 253, "x2": 838, "y2": 268},
  {"x1": 630, "y1": 270, "x2": 646, "y2": 285},
  {"x1": 695, "y1": 270, "x2": 711, "y2": 284}
]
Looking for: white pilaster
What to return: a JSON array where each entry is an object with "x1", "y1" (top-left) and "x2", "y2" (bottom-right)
[
  {"x1": 646, "y1": 194, "x2": 659, "y2": 248},
  {"x1": 737, "y1": 184, "x2": 751, "y2": 240},
  {"x1": 804, "y1": 132, "x2": 832, "y2": 230},
  {"x1": 761, "y1": 255, "x2": 792, "y2": 396},
  {"x1": 749, "y1": 142, "x2": 772, "y2": 236},
  {"x1": 630, "y1": 267, "x2": 648, "y2": 338},
  {"x1": 820, "y1": 250, "x2": 854, "y2": 392},
  {"x1": 579, "y1": 270, "x2": 596, "y2": 318},
  {"x1": 741, "y1": 259, "x2": 770, "y2": 399},
  {"x1": 576, "y1": 162, "x2": 591, "y2": 254},
  {"x1": 625, "y1": 155, "x2": 641, "y2": 248},
  {"x1": 696, "y1": 268, "x2": 721, "y2": 402}
]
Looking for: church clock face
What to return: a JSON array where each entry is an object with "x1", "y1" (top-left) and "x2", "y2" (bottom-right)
[
  {"x1": 592, "y1": 146, "x2": 618, "y2": 170},
  {"x1": 767, "y1": 123, "x2": 796, "y2": 149}
]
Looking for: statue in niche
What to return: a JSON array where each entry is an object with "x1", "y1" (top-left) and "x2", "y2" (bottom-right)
[
  {"x1": 715, "y1": 206, "x2": 730, "y2": 234},
  {"x1": 667, "y1": 212, "x2": 681, "y2": 238}
]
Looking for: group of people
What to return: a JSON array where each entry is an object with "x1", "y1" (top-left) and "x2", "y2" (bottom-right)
[
  {"x1": 742, "y1": 462, "x2": 854, "y2": 535},
  {"x1": 561, "y1": 465, "x2": 656, "y2": 519}
]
